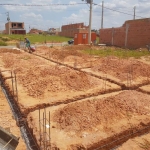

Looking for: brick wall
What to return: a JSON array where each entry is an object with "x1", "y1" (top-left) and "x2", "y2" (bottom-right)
[
  {"x1": 5, "y1": 22, "x2": 26, "y2": 34},
  {"x1": 59, "y1": 23, "x2": 88, "y2": 38},
  {"x1": 99, "y1": 18, "x2": 150, "y2": 49}
]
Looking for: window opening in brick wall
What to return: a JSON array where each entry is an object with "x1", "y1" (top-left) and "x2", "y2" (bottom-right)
[{"x1": 83, "y1": 34, "x2": 86, "y2": 39}]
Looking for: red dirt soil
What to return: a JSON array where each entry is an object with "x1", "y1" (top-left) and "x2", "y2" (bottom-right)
[
  {"x1": 117, "y1": 134, "x2": 150, "y2": 150},
  {"x1": 53, "y1": 90, "x2": 150, "y2": 132},
  {"x1": 35, "y1": 46, "x2": 94, "y2": 68},
  {"x1": 0, "y1": 49, "x2": 120, "y2": 113},
  {"x1": 0, "y1": 51, "x2": 96, "y2": 98},
  {"x1": 0, "y1": 87, "x2": 26, "y2": 150},
  {"x1": 92, "y1": 57, "x2": 150, "y2": 81},
  {"x1": 1, "y1": 47, "x2": 150, "y2": 149},
  {"x1": 27, "y1": 90, "x2": 150, "y2": 149},
  {"x1": 35, "y1": 46, "x2": 150, "y2": 83}
]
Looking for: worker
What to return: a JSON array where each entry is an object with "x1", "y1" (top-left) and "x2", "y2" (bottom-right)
[{"x1": 24, "y1": 37, "x2": 31, "y2": 53}]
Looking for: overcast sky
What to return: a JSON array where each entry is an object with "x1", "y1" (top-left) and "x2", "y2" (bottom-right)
[{"x1": 0, "y1": 0, "x2": 150, "y2": 32}]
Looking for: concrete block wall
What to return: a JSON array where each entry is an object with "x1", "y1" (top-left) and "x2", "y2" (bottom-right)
[{"x1": 100, "y1": 18, "x2": 150, "y2": 49}]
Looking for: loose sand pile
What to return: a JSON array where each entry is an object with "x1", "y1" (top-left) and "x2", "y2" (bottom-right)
[
  {"x1": 92, "y1": 57, "x2": 150, "y2": 81},
  {"x1": 0, "y1": 51, "x2": 99, "y2": 98},
  {"x1": 53, "y1": 91, "x2": 150, "y2": 132},
  {"x1": 36, "y1": 46, "x2": 90, "y2": 62},
  {"x1": 18, "y1": 66, "x2": 96, "y2": 97}
]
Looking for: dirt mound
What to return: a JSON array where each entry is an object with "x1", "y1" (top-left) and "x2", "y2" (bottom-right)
[
  {"x1": 36, "y1": 46, "x2": 88, "y2": 61},
  {"x1": 1, "y1": 52, "x2": 96, "y2": 95},
  {"x1": 0, "y1": 48, "x2": 21, "y2": 54},
  {"x1": 64, "y1": 55, "x2": 88, "y2": 64},
  {"x1": 63, "y1": 45, "x2": 91, "y2": 51},
  {"x1": 92, "y1": 57, "x2": 150, "y2": 81},
  {"x1": 1, "y1": 53, "x2": 45, "y2": 73},
  {"x1": 18, "y1": 66, "x2": 97, "y2": 98},
  {"x1": 61, "y1": 69, "x2": 93, "y2": 91},
  {"x1": 1, "y1": 52, "x2": 98, "y2": 98},
  {"x1": 51, "y1": 49, "x2": 83, "y2": 61},
  {"x1": 53, "y1": 91, "x2": 150, "y2": 132}
]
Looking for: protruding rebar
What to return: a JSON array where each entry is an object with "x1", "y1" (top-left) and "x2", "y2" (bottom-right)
[
  {"x1": 43, "y1": 112, "x2": 45, "y2": 150},
  {"x1": 14, "y1": 72, "x2": 18, "y2": 101},
  {"x1": 11, "y1": 71, "x2": 14, "y2": 96},
  {"x1": 39, "y1": 109, "x2": 41, "y2": 149},
  {"x1": 49, "y1": 111, "x2": 51, "y2": 149},
  {"x1": 44, "y1": 108, "x2": 46, "y2": 149}
]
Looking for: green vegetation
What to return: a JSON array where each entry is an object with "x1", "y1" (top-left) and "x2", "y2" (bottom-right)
[
  {"x1": 82, "y1": 48, "x2": 150, "y2": 59},
  {"x1": 0, "y1": 41, "x2": 7, "y2": 46},
  {"x1": 0, "y1": 37, "x2": 10, "y2": 42},
  {"x1": 96, "y1": 36, "x2": 99, "y2": 43},
  {"x1": 26, "y1": 34, "x2": 71, "y2": 44},
  {"x1": 0, "y1": 34, "x2": 70, "y2": 44}
]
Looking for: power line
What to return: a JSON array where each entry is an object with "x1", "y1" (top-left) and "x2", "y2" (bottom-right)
[
  {"x1": 0, "y1": 3, "x2": 85, "y2": 6},
  {"x1": 93, "y1": 3, "x2": 145, "y2": 19}
]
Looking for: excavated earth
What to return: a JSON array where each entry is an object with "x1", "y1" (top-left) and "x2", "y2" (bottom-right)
[
  {"x1": 34, "y1": 45, "x2": 95, "y2": 68},
  {"x1": 0, "y1": 48, "x2": 120, "y2": 115},
  {"x1": 0, "y1": 85, "x2": 26, "y2": 150},
  {"x1": 82, "y1": 56, "x2": 150, "y2": 89},
  {"x1": 35, "y1": 46, "x2": 150, "y2": 89},
  {"x1": 28, "y1": 90, "x2": 150, "y2": 149},
  {"x1": 0, "y1": 46, "x2": 150, "y2": 150},
  {"x1": 117, "y1": 134, "x2": 150, "y2": 150}
]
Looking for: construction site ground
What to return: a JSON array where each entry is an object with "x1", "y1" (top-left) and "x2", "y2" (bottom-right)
[
  {"x1": 117, "y1": 133, "x2": 150, "y2": 150},
  {"x1": 0, "y1": 85, "x2": 26, "y2": 150},
  {"x1": 0, "y1": 45, "x2": 150, "y2": 150}
]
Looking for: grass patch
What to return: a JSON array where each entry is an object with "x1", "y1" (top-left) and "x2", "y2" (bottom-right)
[
  {"x1": 0, "y1": 37, "x2": 10, "y2": 42},
  {"x1": 82, "y1": 48, "x2": 150, "y2": 59},
  {"x1": 0, "y1": 41, "x2": 7, "y2": 46},
  {"x1": 0, "y1": 34, "x2": 71, "y2": 44}
]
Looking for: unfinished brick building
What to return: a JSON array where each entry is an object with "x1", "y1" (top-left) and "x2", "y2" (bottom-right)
[
  {"x1": 59, "y1": 23, "x2": 89, "y2": 38},
  {"x1": 5, "y1": 22, "x2": 26, "y2": 34},
  {"x1": 29, "y1": 28, "x2": 43, "y2": 34},
  {"x1": 99, "y1": 18, "x2": 150, "y2": 49}
]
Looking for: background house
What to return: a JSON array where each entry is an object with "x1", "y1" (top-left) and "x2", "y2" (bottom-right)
[
  {"x1": 48, "y1": 28, "x2": 60, "y2": 35},
  {"x1": 29, "y1": 28, "x2": 43, "y2": 34},
  {"x1": 5, "y1": 22, "x2": 26, "y2": 34},
  {"x1": 59, "y1": 23, "x2": 89, "y2": 38}
]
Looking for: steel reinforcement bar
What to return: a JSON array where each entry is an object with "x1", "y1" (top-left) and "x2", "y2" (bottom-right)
[
  {"x1": 0, "y1": 71, "x2": 40, "y2": 150},
  {"x1": 91, "y1": 122, "x2": 150, "y2": 150}
]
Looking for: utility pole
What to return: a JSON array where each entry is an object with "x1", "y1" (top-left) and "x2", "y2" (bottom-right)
[
  {"x1": 6, "y1": 12, "x2": 10, "y2": 35},
  {"x1": 82, "y1": 0, "x2": 93, "y2": 44},
  {"x1": 112, "y1": 27, "x2": 114, "y2": 46},
  {"x1": 101, "y1": 1, "x2": 104, "y2": 29},
  {"x1": 125, "y1": 24, "x2": 129, "y2": 48},
  {"x1": 133, "y1": 6, "x2": 136, "y2": 20},
  {"x1": 88, "y1": 0, "x2": 93, "y2": 44},
  {"x1": 29, "y1": 25, "x2": 30, "y2": 34}
]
